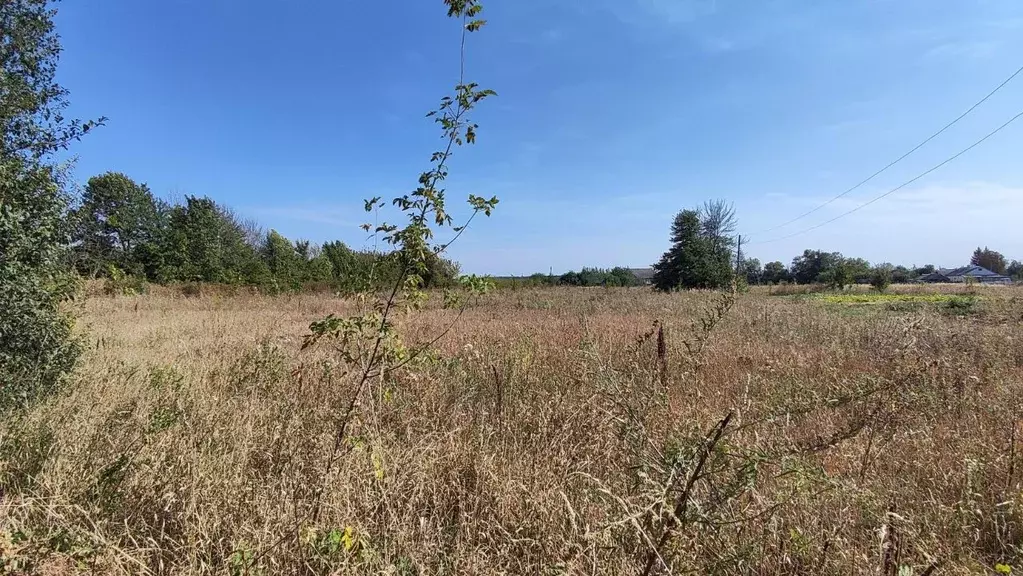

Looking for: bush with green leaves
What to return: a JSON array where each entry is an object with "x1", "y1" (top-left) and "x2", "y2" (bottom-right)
[
  {"x1": 870, "y1": 265, "x2": 892, "y2": 293},
  {"x1": 557, "y1": 267, "x2": 639, "y2": 287},
  {"x1": 103, "y1": 264, "x2": 147, "y2": 296},
  {"x1": 820, "y1": 260, "x2": 854, "y2": 291},
  {"x1": 1, "y1": 161, "x2": 83, "y2": 410},
  {"x1": 1, "y1": 0, "x2": 102, "y2": 410}
]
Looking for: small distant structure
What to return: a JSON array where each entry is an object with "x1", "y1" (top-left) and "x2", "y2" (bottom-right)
[
  {"x1": 918, "y1": 265, "x2": 1012, "y2": 284},
  {"x1": 630, "y1": 268, "x2": 655, "y2": 285}
]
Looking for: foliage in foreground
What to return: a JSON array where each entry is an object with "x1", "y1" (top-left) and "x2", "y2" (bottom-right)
[
  {"x1": 1, "y1": 0, "x2": 100, "y2": 410},
  {"x1": 0, "y1": 161, "x2": 81, "y2": 410}
]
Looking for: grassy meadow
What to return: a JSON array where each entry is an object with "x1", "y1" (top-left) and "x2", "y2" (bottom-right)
[{"x1": 3, "y1": 284, "x2": 1023, "y2": 574}]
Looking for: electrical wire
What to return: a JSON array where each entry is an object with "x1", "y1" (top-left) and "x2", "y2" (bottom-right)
[
  {"x1": 748, "y1": 108, "x2": 1023, "y2": 245},
  {"x1": 749, "y1": 63, "x2": 1023, "y2": 236}
]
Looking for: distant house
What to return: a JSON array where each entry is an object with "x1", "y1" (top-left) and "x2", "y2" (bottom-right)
[
  {"x1": 919, "y1": 265, "x2": 1012, "y2": 284},
  {"x1": 630, "y1": 268, "x2": 655, "y2": 285}
]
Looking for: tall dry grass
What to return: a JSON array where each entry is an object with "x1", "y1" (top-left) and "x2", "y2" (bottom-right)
[{"x1": 3, "y1": 286, "x2": 1023, "y2": 574}]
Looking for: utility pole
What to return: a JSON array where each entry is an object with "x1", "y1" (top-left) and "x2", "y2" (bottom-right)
[{"x1": 734, "y1": 235, "x2": 744, "y2": 277}]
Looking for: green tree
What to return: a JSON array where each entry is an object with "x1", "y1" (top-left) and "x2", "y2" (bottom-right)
[
  {"x1": 1008, "y1": 260, "x2": 1022, "y2": 281},
  {"x1": 160, "y1": 196, "x2": 260, "y2": 283},
  {"x1": 608, "y1": 267, "x2": 639, "y2": 287},
  {"x1": 559, "y1": 270, "x2": 581, "y2": 286},
  {"x1": 304, "y1": 254, "x2": 335, "y2": 284},
  {"x1": 261, "y1": 229, "x2": 301, "y2": 290},
  {"x1": 652, "y1": 209, "x2": 732, "y2": 291},
  {"x1": 320, "y1": 241, "x2": 402, "y2": 292},
  {"x1": 528, "y1": 272, "x2": 553, "y2": 286},
  {"x1": 578, "y1": 267, "x2": 606, "y2": 286},
  {"x1": 741, "y1": 257, "x2": 763, "y2": 285},
  {"x1": 790, "y1": 250, "x2": 842, "y2": 284},
  {"x1": 762, "y1": 261, "x2": 790, "y2": 284},
  {"x1": 294, "y1": 239, "x2": 311, "y2": 261},
  {"x1": 844, "y1": 257, "x2": 872, "y2": 284},
  {"x1": 556, "y1": 267, "x2": 639, "y2": 287},
  {"x1": 165, "y1": 197, "x2": 223, "y2": 281},
  {"x1": 1, "y1": 0, "x2": 102, "y2": 409},
  {"x1": 699, "y1": 199, "x2": 737, "y2": 252},
  {"x1": 422, "y1": 253, "x2": 460, "y2": 288},
  {"x1": 820, "y1": 259, "x2": 854, "y2": 290},
  {"x1": 891, "y1": 265, "x2": 911, "y2": 284},
  {"x1": 72, "y1": 172, "x2": 164, "y2": 277},
  {"x1": 970, "y1": 246, "x2": 1007, "y2": 274},
  {"x1": 870, "y1": 265, "x2": 892, "y2": 293}
]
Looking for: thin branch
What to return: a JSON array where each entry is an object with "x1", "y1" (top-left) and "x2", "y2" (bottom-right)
[{"x1": 641, "y1": 411, "x2": 734, "y2": 576}]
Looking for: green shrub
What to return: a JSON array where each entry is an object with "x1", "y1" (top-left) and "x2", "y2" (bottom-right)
[
  {"x1": 1, "y1": 161, "x2": 83, "y2": 411},
  {"x1": 870, "y1": 266, "x2": 892, "y2": 293},
  {"x1": 944, "y1": 295, "x2": 977, "y2": 316},
  {"x1": 820, "y1": 262, "x2": 854, "y2": 291},
  {"x1": 1, "y1": 0, "x2": 100, "y2": 411},
  {"x1": 103, "y1": 265, "x2": 148, "y2": 296}
]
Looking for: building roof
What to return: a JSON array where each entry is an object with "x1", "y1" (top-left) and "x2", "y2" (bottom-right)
[
  {"x1": 922, "y1": 265, "x2": 1011, "y2": 282},
  {"x1": 941, "y1": 265, "x2": 1008, "y2": 278},
  {"x1": 630, "y1": 267, "x2": 655, "y2": 280}
]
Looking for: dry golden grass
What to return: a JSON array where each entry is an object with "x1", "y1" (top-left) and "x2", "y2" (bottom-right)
[{"x1": 3, "y1": 285, "x2": 1023, "y2": 574}]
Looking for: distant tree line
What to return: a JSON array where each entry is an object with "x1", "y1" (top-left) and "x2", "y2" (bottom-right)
[
  {"x1": 557, "y1": 267, "x2": 641, "y2": 287},
  {"x1": 493, "y1": 267, "x2": 642, "y2": 289},
  {"x1": 647, "y1": 199, "x2": 1022, "y2": 292},
  {"x1": 741, "y1": 246, "x2": 1022, "y2": 287},
  {"x1": 70, "y1": 172, "x2": 460, "y2": 292}
]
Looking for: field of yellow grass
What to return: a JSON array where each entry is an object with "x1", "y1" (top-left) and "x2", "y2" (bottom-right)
[{"x1": 3, "y1": 285, "x2": 1023, "y2": 574}]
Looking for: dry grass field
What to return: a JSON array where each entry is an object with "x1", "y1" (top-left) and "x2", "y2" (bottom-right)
[{"x1": 3, "y1": 284, "x2": 1023, "y2": 574}]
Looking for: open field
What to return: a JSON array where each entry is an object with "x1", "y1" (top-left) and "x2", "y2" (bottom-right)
[{"x1": 3, "y1": 285, "x2": 1023, "y2": 574}]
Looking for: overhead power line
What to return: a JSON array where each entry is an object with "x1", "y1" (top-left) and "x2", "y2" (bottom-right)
[
  {"x1": 748, "y1": 108, "x2": 1023, "y2": 245},
  {"x1": 749, "y1": 63, "x2": 1023, "y2": 236}
]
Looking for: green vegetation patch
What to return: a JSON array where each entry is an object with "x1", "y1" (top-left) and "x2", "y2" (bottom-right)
[
  {"x1": 818, "y1": 293, "x2": 972, "y2": 305},
  {"x1": 815, "y1": 292, "x2": 983, "y2": 317}
]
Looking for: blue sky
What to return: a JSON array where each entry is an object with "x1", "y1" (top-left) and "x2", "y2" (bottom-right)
[{"x1": 56, "y1": 0, "x2": 1023, "y2": 274}]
